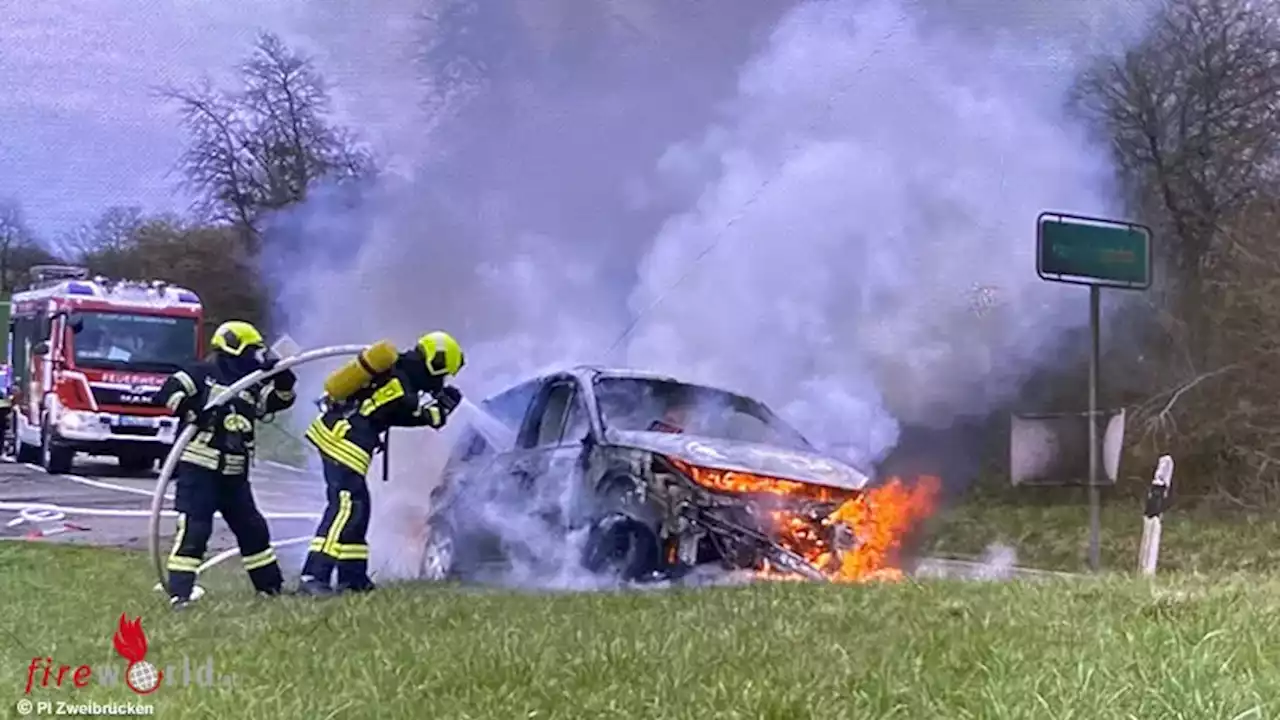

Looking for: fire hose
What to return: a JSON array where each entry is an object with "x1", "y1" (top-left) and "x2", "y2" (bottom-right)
[{"x1": 148, "y1": 344, "x2": 368, "y2": 596}]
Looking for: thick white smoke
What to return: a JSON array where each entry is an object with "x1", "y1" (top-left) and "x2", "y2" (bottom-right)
[
  {"x1": 622, "y1": 0, "x2": 1148, "y2": 469},
  {"x1": 263, "y1": 0, "x2": 1158, "y2": 585}
]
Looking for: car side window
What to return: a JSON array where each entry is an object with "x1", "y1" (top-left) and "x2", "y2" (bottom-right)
[
  {"x1": 560, "y1": 386, "x2": 590, "y2": 445},
  {"x1": 530, "y1": 381, "x2": 574, "y2": 448},
  {"x1": 484, "y1": 379, "x2": 542, "y2": 435}
]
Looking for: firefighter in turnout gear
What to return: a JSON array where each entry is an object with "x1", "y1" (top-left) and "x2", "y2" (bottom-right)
[
  {"x1": 159, "y1": 320, "x2": 298, "y2": 609},
  {"x1": 297, "y1": 331, "x2": 466, "y2": 596}
]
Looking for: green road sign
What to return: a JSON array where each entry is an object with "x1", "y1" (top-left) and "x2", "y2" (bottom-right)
[{"x1": 1037, "y1": 212, "x2": 1152, "y2": 290}]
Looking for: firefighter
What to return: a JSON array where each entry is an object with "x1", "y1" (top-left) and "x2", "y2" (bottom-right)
[
  {"x1": 297, "y1": 331, "x2": 465, "y2": 596},
  {"x1": 160, "y1": 320, "x2": 298, "y2": 609}
]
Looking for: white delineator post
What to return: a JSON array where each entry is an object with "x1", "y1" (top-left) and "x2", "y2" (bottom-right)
[{"x1": 1138, "y1": 455, "x2": 1174, "y2": 576}]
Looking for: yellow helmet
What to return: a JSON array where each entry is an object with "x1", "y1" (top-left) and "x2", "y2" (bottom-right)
[
  {"x1": 416, "y1": 331, "x2": 465, "y2": 377},
  {"x1": 210, "y1": 320, "x2": 265, "y2": 357}
]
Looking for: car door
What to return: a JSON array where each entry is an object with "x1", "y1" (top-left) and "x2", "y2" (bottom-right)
[
  {"x1": 443, "y1": 376, "x2": 546, "y2": 572},
  {"x1": 509, "y1": 375, "x2": 595, "y2": 530}
]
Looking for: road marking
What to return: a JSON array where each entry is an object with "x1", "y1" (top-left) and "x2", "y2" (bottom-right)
[
  {"x1": 22, "y1": 463, "x2": 315, "y2": 502},
  {"x1": 66, "y1": 472, "x2": 168, "y2": 499},
  {"x1": 262, "y1": 460, "x2": 308, "y2": 474},
  {"x1": 0, "y1": 501, "x2": 320, "y2": 520}
]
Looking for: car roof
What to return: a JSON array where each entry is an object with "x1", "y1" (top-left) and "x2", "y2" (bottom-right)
[{"x1": 484, "y1": 365, "x2": 711, "y2": 401}]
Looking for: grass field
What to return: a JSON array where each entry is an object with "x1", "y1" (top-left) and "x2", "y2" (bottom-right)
[
  {"x1": 925, "y1": 499, "x2": 1280, "y2": 574},
  {"x1": 3, "y1": 499, "x2": 1280, "y2": 719}
]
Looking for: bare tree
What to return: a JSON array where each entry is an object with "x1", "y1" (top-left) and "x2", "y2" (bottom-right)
[
  {"x1": 0, "y1": 200, "x2": 65, "y2": 294},
  {"x1": 0, "y1": 199, "x2": 29, "y2": 294},
  {"x1": 1074, "y1": 0, "x2": 1280, "y2": 279},
  {"x1": 163, "y1": 32, "x2": 374, "y2": 237},
  {"x1": 60, "y1": 206, "x2": 146, "y2": 260},
  {"x1": 1072, "y1": 0, "x2": 1280, "y2": 499}
]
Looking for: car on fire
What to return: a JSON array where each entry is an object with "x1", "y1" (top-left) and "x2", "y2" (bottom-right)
[{"x1": 421, "y1": 366, "x2": 886, "y2": 585}]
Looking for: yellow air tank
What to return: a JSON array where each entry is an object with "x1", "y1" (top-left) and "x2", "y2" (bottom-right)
[{"x1": 323, "y1": 339, "x2": 400, "y2": 402}]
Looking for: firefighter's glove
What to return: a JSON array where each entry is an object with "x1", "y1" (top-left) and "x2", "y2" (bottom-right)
[
  {"x1": 434, "y1": 386, "x2": 463, "y2": 415},
  {"x1": 273, "y1": 367, "x2": 298, "y2": 392}
]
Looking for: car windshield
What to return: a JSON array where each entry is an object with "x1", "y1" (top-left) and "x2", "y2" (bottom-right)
[
  {"x1": 593, "y1": 376, "x2": 814, "y2": 452},
  {"x1": 71, "y1": 311, "x2": 198, "y2": 373}
]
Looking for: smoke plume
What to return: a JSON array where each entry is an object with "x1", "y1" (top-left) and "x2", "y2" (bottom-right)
[{"x1": 263, "y1": 0, "x2": 1157, "y2": 584}]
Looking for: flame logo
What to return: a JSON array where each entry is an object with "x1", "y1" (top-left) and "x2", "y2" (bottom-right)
[{"x1": 112, "y1": 614, "x2": 163, "y2": 694}]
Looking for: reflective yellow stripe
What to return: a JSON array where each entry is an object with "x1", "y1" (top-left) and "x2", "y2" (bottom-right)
[
  {"x1": 181, "y1": 433, "x2": 247, "y2": 475},
  {"x1": 183, "y1": 443, "x2": 219, "y2": 460},
  {"x1": 427, "y1": 405, "x2": 442, "y2": 426},
  {"x1": 167, "y1": 556, "x2": 201, "y2": 572},
  {"x1": 242, "y1": 548, "x2": 278, "y2": 571},
  {"x1": 334, "y1": 544, "x2": 369, "y2": 560},
  {"x1": 305, "y1": 422, "x2": 368, "y2": 474},
  {"x1": 305, "y1": 418, "x2": 371, "y2": 475},
  {"x1": 359, "y1": 378, "x2": 406, "y2": 417},
  {"x1": 309, "y1": 537, "x2": 327, "y2": 552},
  {"x1": 167, "y1": 513, "x2": 202, "y2": 571},
  {"x1": 169, "y1": 513, "x2": 187, "y2": 560},
  {"x1": 179, "y1": 451, "x2": 218, "y2": 470},
  {"x1": 165, "y1": 392, "x2": 185, "y2": 411},
  {"x1": 173, "y1": 372, "x2": 196, "y2": 395},
  {"x1": 322, "y1": 490, "x2": 353, "y2": 558}
]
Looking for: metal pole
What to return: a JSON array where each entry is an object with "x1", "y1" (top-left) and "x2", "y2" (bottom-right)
[{"x1": 1087, "y1": 286, "x2": 1102, "y2": 572}]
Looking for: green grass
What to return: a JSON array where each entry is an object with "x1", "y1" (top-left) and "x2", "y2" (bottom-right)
[
  {"x1": 4, "y1": 508, "x2": 1280, "y2": 719},
  {"x1": 924, "y1": 499, "x2": 1280, "y2": 575}
]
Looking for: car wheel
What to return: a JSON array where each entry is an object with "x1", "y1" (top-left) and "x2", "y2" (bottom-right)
[
  {"x1": 581, "y1": 513, "x2": 662, "y2": 582},
  {"x1": 40, "y1": 419, "x2": 73, "y2": 475},
  {"x1": 421, "y1": 521, "x2": 455, "y2": 582}
]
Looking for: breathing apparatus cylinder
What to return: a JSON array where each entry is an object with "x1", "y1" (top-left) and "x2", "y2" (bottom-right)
[{"x1": 322, "y1": 339, "x2": 399, "y2": 402}]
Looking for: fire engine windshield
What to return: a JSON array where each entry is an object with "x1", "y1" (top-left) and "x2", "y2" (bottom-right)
[{"x1": 71, "y1": 311, "x2": 198, "y2": 373}]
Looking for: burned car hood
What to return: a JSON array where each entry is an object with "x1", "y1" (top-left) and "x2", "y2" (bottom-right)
[{"x1": 604, "y1": 429, "x2": 872, "y2": 491}]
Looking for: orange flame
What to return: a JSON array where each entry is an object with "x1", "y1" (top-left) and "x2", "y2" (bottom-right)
[
  {"x1": 763, "y1": 476, "x2": 942, "y2": 583},
  {"x1": 113, "y1": 614, "x2": 149, "y2": 663},
  {"x1": 665, "y1": 457, "x2": 941, "y2": 583}
]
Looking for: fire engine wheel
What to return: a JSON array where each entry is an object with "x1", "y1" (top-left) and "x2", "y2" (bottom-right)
[
  {"x1": 40, "y1": 420, "x2": 73, "y2": 475},
  {"x1": 15, "y1": 438, "x2": 39, "y2": 464}
]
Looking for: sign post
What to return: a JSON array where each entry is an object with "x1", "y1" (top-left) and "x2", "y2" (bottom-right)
[{"x1": 1036, "y1": 211, "x2": 1152, "y2": 572}]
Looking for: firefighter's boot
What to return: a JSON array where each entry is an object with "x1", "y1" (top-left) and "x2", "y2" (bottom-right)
[{"x1": 295, "y1": 575, "x2": 336, "y2": 597}]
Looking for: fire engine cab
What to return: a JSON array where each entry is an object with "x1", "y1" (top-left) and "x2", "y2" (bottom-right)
[{"x1": 7, "y1": 265, "x2": 204, "y2": 474}]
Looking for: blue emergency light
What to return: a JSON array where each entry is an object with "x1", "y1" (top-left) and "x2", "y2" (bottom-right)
[
  {"x1": 177, "y1": 291, "x2": 199, "y2": 303},
  {"x1": 66, "y1": 282, "x2": 96, "y2": 295}
]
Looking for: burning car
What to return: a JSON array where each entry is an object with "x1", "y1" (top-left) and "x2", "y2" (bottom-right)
[{"x1": 421, "y1": 366, "x2": 939, "y2": 585}]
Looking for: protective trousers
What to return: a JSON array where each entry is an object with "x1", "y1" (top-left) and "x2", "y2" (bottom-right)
[
  {"x1": 166, "y1": 463, "x2": 283, "y2": 599},
  {"x1": 300, "y1": 457, "x2": 373, "y2": 590}
]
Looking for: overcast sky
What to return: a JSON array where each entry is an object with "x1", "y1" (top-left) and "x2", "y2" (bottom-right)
[{"x1": 0, "y1": 0, "x2": 428, "y2": 242}]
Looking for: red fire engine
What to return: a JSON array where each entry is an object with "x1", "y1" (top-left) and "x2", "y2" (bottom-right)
[{"x1": 7, "y1": 265, "x2": 204, "y2": 474}]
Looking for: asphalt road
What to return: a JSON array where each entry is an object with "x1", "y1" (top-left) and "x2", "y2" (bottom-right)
[{"x1": 0, "y1": 453, "x2": 324, "y2": 578}]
